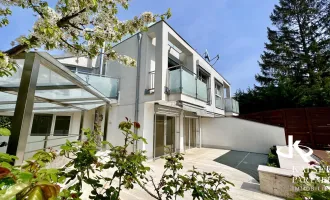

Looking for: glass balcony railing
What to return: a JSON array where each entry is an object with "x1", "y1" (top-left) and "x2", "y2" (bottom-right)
[
  {"x1": 215, "y1": 96, "x2": 224, "y2": 109},
  {"x1": 76, "y1": 72, "x2": 119, "y2": 99},
  {"x1": 168, "y1": 66, "x2": 208, "y2": 102},
  {"x1": 225, "y1": 98, "x2": 239, "y2": 113}
]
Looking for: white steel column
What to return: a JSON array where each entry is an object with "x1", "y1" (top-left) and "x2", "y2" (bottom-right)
[
  {"x1": 199, "y1": 116, "x2": 202, "y2": 148},
  {"x1": 7, "y1": 53, "x2": 40, "y2": 165},
  {"x1": 179, "y1": 111, "x2": 184, "y2": 152}
]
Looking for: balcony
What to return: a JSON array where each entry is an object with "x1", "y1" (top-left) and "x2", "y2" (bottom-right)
[
  {"x1": 168, "y1": 66, "x2": 208, "y2": 102},
  {"x1": 215, "y1": 96, "x2": 224, "y2": 110},
  {"x1": 76, "y1": 72, "x2": 119, "y2": 99},
  {"x1": 225, "y1": 98, "x2": 239, "y2": 114}
]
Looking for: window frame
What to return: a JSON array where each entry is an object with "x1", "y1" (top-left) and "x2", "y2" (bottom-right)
[
  {"x1": 30, "y1": 114, "x2": 54, "y2": 136},
  {"x1": 197, "y1": 66, "x2": 210, "y2": 84},
  {"x1": 53, "y1": 115, "x2": 72, "y2": 136},
  {"x1": 29, "y1": 113, "x2": 72, "y2": 137},
  {"x1": 214, "y1": 79, "x2": 223, "y2": 109},
  {"x1": 197, "y1": 65, "x2": 211, "y2": 104}
]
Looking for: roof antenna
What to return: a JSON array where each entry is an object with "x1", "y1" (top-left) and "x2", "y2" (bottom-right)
[
  {"x1": 203, "y1": 49, "x2": 220, "y2": 67},
  {"x1": 203, "y1": 49, "x2": 211, "y2": 62}
]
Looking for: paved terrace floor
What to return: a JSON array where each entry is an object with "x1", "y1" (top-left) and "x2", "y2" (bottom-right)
[{"x1": 81, "y1": 148, "x2": 283, "y2": 200}]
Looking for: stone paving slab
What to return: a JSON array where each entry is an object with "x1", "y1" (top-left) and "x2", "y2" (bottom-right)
[{"x1": 81, "y1": 148, "x2": 284, "y2": 200}]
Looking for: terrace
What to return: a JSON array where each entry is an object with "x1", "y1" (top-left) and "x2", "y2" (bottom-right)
[{"x1": 79, "y1": 148, "x2": 283, "y2": 200}]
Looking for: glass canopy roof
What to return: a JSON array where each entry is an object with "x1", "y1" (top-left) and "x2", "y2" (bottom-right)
[{"x1": 0, "y1": 52, "x2": 119, "y2": 113}]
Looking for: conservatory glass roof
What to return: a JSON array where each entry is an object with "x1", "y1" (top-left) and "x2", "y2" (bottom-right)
[{"x1": 0, "y1": 52, "x2": 119, "y2": 113}]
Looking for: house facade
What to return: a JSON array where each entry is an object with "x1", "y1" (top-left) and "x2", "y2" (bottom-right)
[
  {"x1": 104, "y1": 21, "x2": 238, "y2": 158},
  {"x1": 0, "y1": 21, "x2": 238, "y2": 163}
]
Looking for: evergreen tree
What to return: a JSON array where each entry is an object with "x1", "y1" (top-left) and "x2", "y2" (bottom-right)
[
  {"x1": 236, "y1": 0, "x2": 330, "y2": 114},
  {"x1": 256, "y1": 0, "x2": 330, "y2": 88}
]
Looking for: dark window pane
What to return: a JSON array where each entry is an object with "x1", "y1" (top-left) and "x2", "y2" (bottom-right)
[
  {"x1": 31, "y1": 114, "x2": 53, "y2": 136},
  {"x1": 54, "y1": 116, "x2": 71, "y2": 136},
  {"x1": 168, "y1": 57, "x2": 179, "y2": 69}
]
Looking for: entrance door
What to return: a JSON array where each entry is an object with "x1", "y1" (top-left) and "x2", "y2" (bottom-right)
[
  {"x1": 155, "y1": 115, "x2": 176, "y2": 158},
  {"x1": 166, "y1": 116, "x2": 175, "y2": 154},
  {"x1": 184, "y1": 118, "x2": 197, "y2": 150},
  {"x1": 155, "y1": 115, "x2": 165, "y2": 157}
]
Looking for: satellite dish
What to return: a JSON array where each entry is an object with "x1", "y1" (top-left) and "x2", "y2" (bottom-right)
[
  {"x1": 204, "y1": 49, "x2": 211, "y2": 62},
  {"x1": 203, "y1": 49, "x2": 220, "y2": 66}
]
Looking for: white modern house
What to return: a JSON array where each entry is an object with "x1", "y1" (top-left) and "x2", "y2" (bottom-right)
[
  {"x1": 103, "y1": 20, "x2": 239, "y2": 158},
  {"x1": 0, "y1": 21, "x2": 240, "y2": 163}
]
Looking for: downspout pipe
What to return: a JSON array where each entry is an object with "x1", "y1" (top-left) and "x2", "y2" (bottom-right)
[{"x1": 134, "y1": 33, "x2": 143, "y2": 151}]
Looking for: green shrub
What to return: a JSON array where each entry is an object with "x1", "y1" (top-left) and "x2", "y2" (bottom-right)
[
  {"x1": 270, "y1": 145, "x2": 277, "y2": 155},
  {"x1": 267, "y1": 146, "x2": 280, "y2": 168},
  {"x1": 0, "y1": 116, "x2": 11, "y2": 130}
]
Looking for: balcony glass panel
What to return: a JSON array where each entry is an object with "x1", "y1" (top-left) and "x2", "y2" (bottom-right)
[
  {"x1": 225, "y1": 98, "x2": 239, "y2": 113},
  {"x1": 77, "y1": 73, "x2": 119, "y2": 98},
  {"x1": 196, "y1": 79, "x2": 207, "y2": 102},
  {"x1": 215, "y1": 96, "x2": 223, "y2": 109},
  {"x1": 181, "y1": 69, "x2": 196, "y2": 97},
  {"x1": 169, "y1": 69, "x2": 181, "y2": 93},
  {"x1": 169, "y1": 67, "x2": 209, "y2": 102}
]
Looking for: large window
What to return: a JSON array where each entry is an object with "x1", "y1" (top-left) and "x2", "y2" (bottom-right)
[
  {"x1": 215, "y1": 79, "x2": 223, "y2": 109},
  {"x1": 54, "y1": 116, "x2": 71, "y2": 136},
  {"x1": 197, "y1": 67, "x2": 210, "y2": 84},
  {"x1": 30, "y1": 114, "x2": 71, "y2": 136},
  {"x1": 31, "y1": 114, "x2": 53, "y2": 136}
]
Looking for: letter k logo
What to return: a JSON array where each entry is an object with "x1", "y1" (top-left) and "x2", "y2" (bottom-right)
[{"x1": 277, "y1": 135, "x2": 313, "y2": 163}]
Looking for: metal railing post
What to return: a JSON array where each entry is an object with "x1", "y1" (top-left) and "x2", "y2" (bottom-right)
[
  {"x1": 195, "y1": 77, "x2": 198, "y2": 99},
  {"x1": 179, "y1": 67, "x2": 183, "y2": 93}
]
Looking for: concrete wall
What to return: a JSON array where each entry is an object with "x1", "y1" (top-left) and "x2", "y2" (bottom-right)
[
  {"x1": 201, "y1": 117, "x2": 286, "y2": 154},
  {"x1": 106, "y1": 35, "x2": 138, "y2": 106},
  {"x1": 141, "y1": 103, "x2": 154, "y2": 158},
  {"x1": 106, "y1": 102, "x2": 155, "y2": 157},
  {"x1": 106, "y1": 104, "x2": 135, "y2": 153},
  {"x1": 258, "y1": 165, "x2": 295, "y2": 198}
]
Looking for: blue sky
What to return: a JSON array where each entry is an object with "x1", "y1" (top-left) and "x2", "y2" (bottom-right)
[{"x1": 0, "y1": 0, "x2": 277, "y2": 93}]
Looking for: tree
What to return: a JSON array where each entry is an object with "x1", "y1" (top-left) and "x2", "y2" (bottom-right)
[
  {"x1": 235, "y1": 0, "x2": 330, "y2": 114},
  {"x1": 0, "y1": 0, "x2": 171, "y2": 76}
]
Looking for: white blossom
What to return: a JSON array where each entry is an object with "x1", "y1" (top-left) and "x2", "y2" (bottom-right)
[
  {"x1": 0, "y1": 54, "x2": 8, "y2": 69},
  {"x1": 141, "y1": 12, "x2": 154, "y2": 24},
  {"x1": 0, "y1": 0, "x2": 171, "y2": 74}
]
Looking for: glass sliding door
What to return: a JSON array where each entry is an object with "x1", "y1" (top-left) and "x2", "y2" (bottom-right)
[
  {"x1": 184, "y1": 118, "x2": 190, "y2": 150},
  {"x1": 190, "y1": 119, "x2": 196, "y2": 148},
  {"x1": 166, "y1": 116, "x2": 175, "y2": 154},
  {"x1": 155, "y1": 115, "x2": 176, "y2": 158},
  {"x1": 155, "y1": 115, "x2": 165, "y2": 157},
  {"x1": 184, "y1": 118, "x2": 197, "y2": 150}
]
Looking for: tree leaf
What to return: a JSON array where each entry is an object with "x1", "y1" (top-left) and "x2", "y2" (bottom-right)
[
  {"x1": 19, "y1": 172, "x2": 33, "y2": 182},
  {"x1": 0, "y1": 128, "x2": 10, "y2": 136}
]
